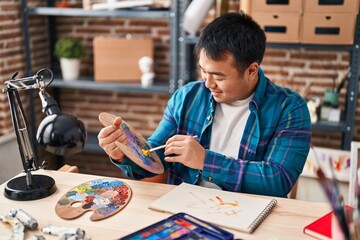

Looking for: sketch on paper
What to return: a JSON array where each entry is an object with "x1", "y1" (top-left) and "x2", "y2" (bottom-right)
[
  {"x1": 186, "y1": 191, "x2": 241, "y2": 216},
  {"x1": 149, "y1": 183, "x2": 277, "y2": 233}
]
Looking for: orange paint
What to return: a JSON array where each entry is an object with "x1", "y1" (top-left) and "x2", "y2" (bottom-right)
[{"x1": 216, "y1": 196, "x2": 238, "y2": 206}]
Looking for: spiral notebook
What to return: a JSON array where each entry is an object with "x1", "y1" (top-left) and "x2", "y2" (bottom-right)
[{"x1": 149, "y1": 183, "x2": 277, "y2": 233}]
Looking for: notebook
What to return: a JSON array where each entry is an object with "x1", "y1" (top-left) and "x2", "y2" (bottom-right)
[
  {"x1": 303, "y1": 205, "x2": 352, "y2": 240},
  {"x1": 149, "y1": 183, "x2": 277, "y2": 233}
]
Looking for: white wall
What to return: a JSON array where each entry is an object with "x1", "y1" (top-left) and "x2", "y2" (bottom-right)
[{"x1": 0, "y1": 133, "x2": 23, "y2": 184}]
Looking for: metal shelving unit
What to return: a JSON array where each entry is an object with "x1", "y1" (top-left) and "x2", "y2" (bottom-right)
[
  {"x1": 21, "y1": 1, "x2": 180, "y2": 94},
  {"x1": 177, "y1": 1, "x2": 360, "y2": 150},
  {"x1": 20, "y1": 0, "x2": 181, "y2": 154}
]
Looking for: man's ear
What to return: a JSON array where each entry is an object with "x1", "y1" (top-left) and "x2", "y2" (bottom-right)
[{"x1": 246, "y1": 62, "x2": 259, "y2": 81}]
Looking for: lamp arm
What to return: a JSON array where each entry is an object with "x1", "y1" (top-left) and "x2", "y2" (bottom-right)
[
  {"x1": 7, "y1": 89, "x2": 38, "y2": 178},
  {"x1": 39, "y1": 91, "x2": 60, "y2": 115}
]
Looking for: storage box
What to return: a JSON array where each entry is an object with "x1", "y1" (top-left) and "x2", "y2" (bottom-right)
[
  {"x1": 303, "y1": 0, "x2": 359, "y2": 13},
  {"x1": 93, "y1": 38, "x2": 153, "y2": 82},
  {"x1": 252, "y1": 0, "x2": 303, "y2": 13},
  {"x1": 252, "y1": 12, "x2": 301, "y2": 43},
  {"x1": 301, "y1": 13, "x2": 356, "y2": 44}
]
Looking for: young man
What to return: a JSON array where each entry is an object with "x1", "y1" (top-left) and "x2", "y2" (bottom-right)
[{"x1": 98, "y1": 12, "x2": 311, "y2": 197}]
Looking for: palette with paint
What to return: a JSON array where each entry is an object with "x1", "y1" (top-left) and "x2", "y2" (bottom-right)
[
  {"x1": 56, "y1": 179, "x2": 132, "y2": 221},
  {"x1": 120, "y1": 212, "x2": 234, "y2": 240},
  {"x1": 98, "y1": 112, "x2": 164, "y2": 174}
]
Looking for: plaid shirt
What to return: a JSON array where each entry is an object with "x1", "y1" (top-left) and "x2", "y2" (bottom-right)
[{"x1": 113, "y1": 68, "x2": 311, "y2": 197}]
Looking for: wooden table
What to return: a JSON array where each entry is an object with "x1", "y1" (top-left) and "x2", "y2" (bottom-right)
[{"x1": 0, "y1": 170, "x2": 331, "y2": 239}]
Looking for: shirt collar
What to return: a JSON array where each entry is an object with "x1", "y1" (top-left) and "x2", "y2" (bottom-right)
[{"x1": 250, "y1": 67, "x2": 267, "y2": 111}]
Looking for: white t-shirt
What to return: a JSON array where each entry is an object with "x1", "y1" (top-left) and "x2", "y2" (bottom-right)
[
  {"x1": 198, "y1": 94, "x2": 254, "y2": 189},
  {"x1": 210, "y1": 94, "x2": 254, "y2": 158}
]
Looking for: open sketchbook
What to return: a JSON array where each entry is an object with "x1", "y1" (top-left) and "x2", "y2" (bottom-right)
[{"x1": 149, "y1": 183, "x2": 277, "y2": 233}]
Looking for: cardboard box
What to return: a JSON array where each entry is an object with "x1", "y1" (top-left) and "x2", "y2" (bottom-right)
[
  {"x1": 93, "y1": 38, "x2": 153, "y2": 82},
  {"x1": 252, "y1": 12, "x2": 301, "y2": 43},
  {"x1": 301, "y1": 13, "x2": 356, "y2": 44},
  {"x1": 252, "y1": 0, "x2": 303, "y2": 13},
  {"x1": 303, "y1": 0, "x2": 359, "y2": 13}
]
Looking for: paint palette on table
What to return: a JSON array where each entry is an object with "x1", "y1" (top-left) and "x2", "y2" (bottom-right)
[
  {"x1": 55, "y1": 178, "x2": 132, "y2": 221},
  {"x1": 98, "y1": 112, "x2": 164, "y2": 174}
]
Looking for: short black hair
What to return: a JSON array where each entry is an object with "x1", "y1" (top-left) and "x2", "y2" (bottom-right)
[{"x1": 194, "y1": 11, "x2": 266, "y2": 74}]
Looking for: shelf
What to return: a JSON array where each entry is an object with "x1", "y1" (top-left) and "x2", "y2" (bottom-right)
[
  {"x1": 49, "y1": 76, "x2": 170, "y2": 94},
  {"x1": 311, "y1": 120, "x2": 346, "y2": 132},
  {"x1": 267, "y1": 43, "x2": 355, "y2": 50},
  {"x1": 184, "y1": 36, "x2": 356, "y2": 50},
  {"x1": 26, "y1": 7, "x2": 170, "y2": 19}
]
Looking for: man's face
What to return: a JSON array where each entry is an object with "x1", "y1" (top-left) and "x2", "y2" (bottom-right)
[{"x1": 198, "y1": 50, "x2": 258, "y2": 103}]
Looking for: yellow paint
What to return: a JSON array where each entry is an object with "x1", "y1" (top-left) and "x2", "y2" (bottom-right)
[{"x1": 141, "y1": 149, "x2": 150, "y2": 157}]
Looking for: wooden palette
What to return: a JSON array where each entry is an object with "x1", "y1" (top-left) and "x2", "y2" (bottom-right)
[
  {"x1": 55, "y1": 179, "x2": 131, "y2": 221},
  {"x1": 98, "y1": 112, "x2": 164, "y2": 174}
]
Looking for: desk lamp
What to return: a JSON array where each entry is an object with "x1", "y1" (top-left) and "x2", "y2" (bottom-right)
[{"x1": 3, "y1": 68, "x2": 87, "y2": 201}]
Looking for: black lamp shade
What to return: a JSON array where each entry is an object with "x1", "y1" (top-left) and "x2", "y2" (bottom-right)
[{"x1": 36, "y1": 113, "x2": 87, "y2": 156}]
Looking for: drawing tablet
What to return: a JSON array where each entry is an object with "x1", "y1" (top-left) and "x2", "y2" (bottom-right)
[
  {"x1": 56, "y1": 178, "x2": 131, "y2": 221},
  {"x1": 98, "y1": 112, "x2": 164, "y2": 174}
]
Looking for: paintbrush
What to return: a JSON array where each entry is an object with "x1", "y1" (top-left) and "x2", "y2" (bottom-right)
[
  {"x1": 328, "y1": 159, "x2": 350, "y2": 240},
  {"x1": 337, "y1": 67, "x2": 351, "y2": 93},
  {"x1": 352, "y1": 169, "x2": 360, "y2": 240},
  {"x1": 312, "y1": 147, "x2": 350, "y2": 239},
  {"x1": 142, "y1": 135, "x2": 198, "y2": 157}
]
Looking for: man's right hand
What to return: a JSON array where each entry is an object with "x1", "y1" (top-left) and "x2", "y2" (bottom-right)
[{"x1": 98, "y1": 117, "x2": 128, "y2": 162}]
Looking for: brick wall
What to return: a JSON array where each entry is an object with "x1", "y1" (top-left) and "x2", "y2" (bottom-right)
[
  {"x1": 1, "y1": 0, "x2": 359, "y2": 177},
  {"x1": 0, "y1": 0, "x2": 24, "y2": 136}
]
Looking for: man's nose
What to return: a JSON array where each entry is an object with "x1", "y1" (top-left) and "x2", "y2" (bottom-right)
[{"x1": 204, "y1": 74, "x2": 215, "y2": 88}]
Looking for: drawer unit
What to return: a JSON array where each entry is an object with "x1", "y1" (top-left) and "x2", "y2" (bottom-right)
[
  {"x1": 303, "y1": 0, "x2": 359, "y2": 13},
  {"x1": 253, "y1": 0, "x2": 303, "y2": 13},
  {"x1": 301, "y1": 13, "x2": 356, "y2": 44},
  {"x1": 252, "y1": 12, "x2": 301, "y2": 43}
]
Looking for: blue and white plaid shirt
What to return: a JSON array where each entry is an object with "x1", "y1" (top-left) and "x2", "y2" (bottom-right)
[{"x1": 113, "y1": 68, "x2": 311, "y2": 197}]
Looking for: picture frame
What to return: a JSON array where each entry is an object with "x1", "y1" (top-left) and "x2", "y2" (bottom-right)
[
  {"x1": 301, "y1": 146, "x2": 351, "y2": 182},
  {"x1": 348, "y1": 141, "x2": 360, "y2": 207}
]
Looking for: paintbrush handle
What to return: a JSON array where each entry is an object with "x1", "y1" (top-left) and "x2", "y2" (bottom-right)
[
  {"x1": 149, "y1": 135, "x2": 198, "y2": 152},
  {"x1": 149, "y1": 144, "x2": 166, "y2": 152}
]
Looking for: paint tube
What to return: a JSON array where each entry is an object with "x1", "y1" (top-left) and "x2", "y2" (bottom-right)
[
  {"x1": 28, "y1": 235, "x2": 46, "y2": 240},
  {"x1": 10, "y1": 209, "x2": 38, "y2": 230},
  {"x1": 41, "y1": 224, "x2": 85, "y2": 238},
  {"x1": 0, "y1": 213, "x2": 25, "y2": 240}
]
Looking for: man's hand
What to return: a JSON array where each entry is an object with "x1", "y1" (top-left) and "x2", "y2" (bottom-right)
[
  {"x1": 98, "y1": 117, "x2": 128, "y2": 162},
  {"x1": 164, "y1": 135, "x2": 205, "y2": 170}
]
